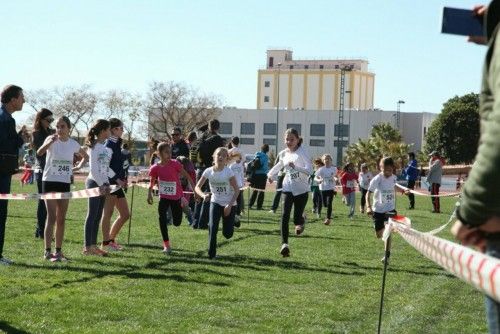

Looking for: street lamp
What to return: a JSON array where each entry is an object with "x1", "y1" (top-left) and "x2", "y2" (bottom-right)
[
  {"x1": 275, "y1": 63, "x2": 282, "y2": 154},
  {"x1": 396, "y1": 100, "x2": 405, "y2": 129}
]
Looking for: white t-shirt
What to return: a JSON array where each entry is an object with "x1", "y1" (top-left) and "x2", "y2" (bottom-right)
[
  {"x1": 358, "y1": 171, "x2": 373, "y2": 190},
  {"x1": 42, "y1": 138, "x2": 81, "y2": 183},
  {"x1": 268, "y1": 146, "x2": 312, "y2": 196},
  {"x1": 87, "y1": 143, "x2": 114, "y2": 186},
  {"x1": 367, "y1": 173, "x2": 397, "y2": 213},
  {"x1": 229, "y1": 160, "x2": 245, "y2": 188},
  {"x1": 316, "y1": 166, "x2": 337, "y2": 191},
  {"x1": 202, "y1": 166, "x2": 236, "y2": 206}
]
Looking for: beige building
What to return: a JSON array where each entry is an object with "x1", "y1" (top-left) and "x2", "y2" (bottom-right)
[{"x1": 257, "y1": 49, "x2": 375, "y2": 111}]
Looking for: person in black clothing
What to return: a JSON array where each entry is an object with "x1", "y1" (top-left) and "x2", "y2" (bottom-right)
[
  {"x1": 170, "y1": 126, "x2": 189, "y2": 159},
  {"x1": 31, "y1": 108, "x2": 55, "y2": 238},
  {"x1": 193, "y1": 119, "x2": 224, "y2": 229},
  {"x1": 0, "y1": 85, "x2": 28, "y2": 265}
]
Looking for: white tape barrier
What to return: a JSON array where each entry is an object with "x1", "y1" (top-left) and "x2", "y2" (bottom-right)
[
  {"x1": 396, "y1": 183, "x2": 461, "y2": 198},
  {"x1": 385, "y1": 216, "x2": 500, "y2": 303},
  {"x1": 0, "y1": 185, "x2": 120, "y2": 200}
]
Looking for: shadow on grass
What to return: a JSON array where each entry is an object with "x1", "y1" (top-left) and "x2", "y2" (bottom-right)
[
  {"x1": 0, "y1": 321, "x2": 30, "y2": 334},
  {"x1": 340, "y1": 261, "x2": 455, "y2": 278},
  {"x1": 14, "y1": 261, "x2": 231, "y2": 289}
]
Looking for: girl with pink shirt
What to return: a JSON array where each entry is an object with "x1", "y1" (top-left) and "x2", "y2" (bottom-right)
[
  {"x1": 147, "y1": 143, "x2": 195, "y2": 254},
  {"x1": 340, "y1": 162, "x2": 358, "y2": 219}
]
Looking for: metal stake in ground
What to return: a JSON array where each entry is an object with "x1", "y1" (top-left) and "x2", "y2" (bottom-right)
[
  {"x1": 377, "y1": 234, "x2": 392, "y2": 334},
  {"x1": 127, "y1": 183, "x2": 136, "y2": 245},
  {"x1": 247, "y1": 187, "x2": 251, "y2": 224}
]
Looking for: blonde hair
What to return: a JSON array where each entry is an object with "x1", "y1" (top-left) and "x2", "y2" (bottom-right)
[{"x1": 212, "y1": 147, "x2": 229, "y2": 165}]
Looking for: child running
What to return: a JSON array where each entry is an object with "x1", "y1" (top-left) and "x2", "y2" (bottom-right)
[
  {"x1": 176, "y1": 156, "x2": 196, "y2": 226},
  {"x1": 366, "y1": 157, "x2": 398, "y2": 263},
  {"x1": 340, "y1": 162, "x2": 357, "y2": 219},
  {"x1": 37, "y1": 116, "x2": 88, "y2": 261},
  {"x1": 310, "y1": 158, "x2": 323, "y2": 219},
  {"x1": 101, "y1": 118, "x2": 130, "y2": 251},
  {"x1": 148, "y1": 143, "x2": 195, "y2": 254},
  {"x1": 195, "y1": 147, "x2": 240, "y2": 259},
  {"x1": 228, "y1": 149, "x2": 245, "y2": 225},
  {"x1": 315, "y1": 154, "x2": 337, "y2": 225},
  {"x1": 358, "y1": 163, "x2": 373, "y2": 213},
  {"x1": 267, "y1": 128, "x2": 312, "y2": 257},
  {"x1": 82, "y1": 119, "x2": 111, "y2": 256}
]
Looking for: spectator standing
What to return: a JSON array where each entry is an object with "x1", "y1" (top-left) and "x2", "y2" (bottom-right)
[{"x1": 0, "y1": 85, "x2": 27, "y2": 265}]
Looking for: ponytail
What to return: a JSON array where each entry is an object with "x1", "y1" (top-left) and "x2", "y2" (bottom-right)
[{"x1": 86, "y1": 119, "x2": 110, "y2": 148}]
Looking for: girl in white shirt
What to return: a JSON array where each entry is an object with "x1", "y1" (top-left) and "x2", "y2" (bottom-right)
[
  {"x1": 228, "y1": 149, "x2": 245, "y2": 223},
  {"x1": 268, "y1": 128, "x2": 312, "y2": 257},
  {"x1": 83, "y1": 119, "x2": 111, "y2": 256},
  {"x1": 37, "y1": 116, "x2": 88, "y2": 262},
  {"x1": 195, "y1": 147, "x2": 240, "y2": 259},
  {"x1": 358, "y1": 163, "x2": 373, "y2": 214},
  {"x1": 366, "y1": 157, "x2": 401, "y2": 263},
  {"x1": 315, "y1": 154, "x2": 337, "y2": 226}
]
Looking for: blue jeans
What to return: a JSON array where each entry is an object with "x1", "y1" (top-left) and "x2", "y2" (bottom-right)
[
  {"x1": 346, "y1": 192, "x2": 355, "y2": 217},
  {"x1": 0, "y1": 173, "x2": 12, "y2": 258},
  {"x1": 194, "y1": 168, "x2": 210, "y2": 229},
  {"x1": 486, "y1": 238, "x2": 500, "y2": 334},
  {"x1": 84, "y1": 179, "x2": 106, "y2": 247},
  {"x1": 208, "y1": 202, "x2": 235, "y2": 258}
]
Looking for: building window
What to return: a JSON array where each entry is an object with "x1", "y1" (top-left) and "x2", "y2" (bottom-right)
[
  {"x1": 289, "y1": 65, "x2": 294, "y2": 69},
  {"x1": 310, "y1": 124, "x2": 325, "y2": 136},
  {"x1": 264, "y1": 81, "x2": 270, "y2": 88},
  {"x1": 240, "y1": 138, "x2": 255, "y2": 145},
  {"x1": 263, "y1": 123, "x2": 276, "y2": 135},
  {"x1": 219, "y1": 122, "x2": 232, "y2": 135},
  {"x1": 264, "y1": 96, "x2": 270, "y2": 103},
  {"x1": 319, "y1": 65, "x2": 324, "y2": 69},
  {"x1": 423, "y1": 126, "x2": 427, "y2": 135},
  {"x1": 269, "y1": 57, "x2": 274, "y2": 68},
  {"x1": 304, "y1": 65, "x2": 309, "y2": 69},
  {"x1": 263, "y1": 138, "x2": 276, "y2": 146},
  {"x1": 335, "y1": 64, "x2": 339, "y2": 69},
  {"x1": 286, "y1": 124, "x2": 301, "y2": 135},
  {"x1": 241, "y1": 123, "x2": 255, "y2": 135},
  {"x1": 310, "y1": 139, "x2": 325, "y2": 147}
]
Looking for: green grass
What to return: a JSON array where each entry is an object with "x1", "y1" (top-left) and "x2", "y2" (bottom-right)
[{"x1": 0, "y1": 181, "x2": 486, "y2": 333}]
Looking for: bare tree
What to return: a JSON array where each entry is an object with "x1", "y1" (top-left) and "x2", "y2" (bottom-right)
[
  {"x1": 27, "y1": 85, "x2": 100, "y2": 139},
  {"x1": 102, "y1": 89, "x2": 143, "y2": 144},
  {"x1": 145, "y1": 81, "x2": 222, "y2": 140}
]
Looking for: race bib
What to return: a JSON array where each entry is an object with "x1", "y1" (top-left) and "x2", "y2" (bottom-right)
[
  {"x1": 212, "y1": 182, "x2": 229, "y2": 196},
  {"x1": 159, "y1": 181, "x2": 176, "y2": 196},
  {"x1": 323, "y1": 176, "x2": 334, "y2": 185},
  {"x1": 346, "y1": 180, "x2": 355, "y2": 188},
  {"x1": 289, "y1": 171, "x2": 300, "y2": 181},
  {"x1": 50, "y1": 159, "x2": 72, "y2": 176},
  {"x1": 380, "y1": 190, "x2": 395, "y2": 205}
]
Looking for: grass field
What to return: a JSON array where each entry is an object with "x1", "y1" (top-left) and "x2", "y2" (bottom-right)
[{"x1": 0, "y1": 180, "x2": 486, "y2": 333}]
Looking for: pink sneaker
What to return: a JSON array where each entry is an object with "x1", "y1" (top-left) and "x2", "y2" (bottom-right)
[{"x1": 110, "y1": 241, "x2": 123, "y2": 251}]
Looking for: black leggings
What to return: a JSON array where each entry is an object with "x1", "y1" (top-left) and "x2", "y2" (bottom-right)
[
  {"x1": 281, "y1": 192, "x2": 308, "y2": 244},
  {"x1": 360, "y1": 188, "x2": 368, "y2": 210},
  {"x1": 321, "y1": 190, "x2": 335, "y2": 219},
  {"x1": 158, "y1": 198, "x2": 183, "y2": 241}
]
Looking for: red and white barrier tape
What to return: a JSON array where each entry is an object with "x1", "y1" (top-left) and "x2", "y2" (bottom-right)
[
  {"x1": 396, "y1": 183, "x2": 461, "y2": 198},
  {"x1": 0, "y1": 185, "x2": 120, "y2": 200},
  {"x1": 385, "y1": 216, "x2": 500, "y2": 303}
]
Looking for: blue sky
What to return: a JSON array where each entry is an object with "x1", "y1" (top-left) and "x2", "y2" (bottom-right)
[{"x1": 2, "y1": 0, "x2": 486, "y2": 125}]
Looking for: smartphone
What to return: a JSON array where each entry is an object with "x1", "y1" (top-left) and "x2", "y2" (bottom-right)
[{"x1": 441, "y1": 7, "x2": 484, "y2": 37}]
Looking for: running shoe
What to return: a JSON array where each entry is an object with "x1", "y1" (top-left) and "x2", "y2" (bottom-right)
[
  {"x1": 323, "y1": 219, "x2": 331, "y2": 226},
  {"x1": 295, "y1": 224, "x2": 305, "y2": 235},
  {"x1": 162, "y1": 246, "x2": 172, "y2": 255},
  {"x1": 0, "y1": 257, "x2": 13, "y2": 265},
  {"x1": 280, "y1": 244, "x2": 290, "y2": 257},
  {"x1": 43, "y1": 251, "x2": 53, "y2": 260},
  {"x1": 51, "y1": 252, "x2": 68, "y2": 262}
]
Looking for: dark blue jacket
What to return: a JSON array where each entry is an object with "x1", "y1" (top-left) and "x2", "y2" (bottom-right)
[
  {"x1": 0, "y1": 106, "x2": 24, "y2": 155},
  {"x1": 403, "y1": 159, "x2": 418, "y2": 181},
  {"x1": 105, "y1": 136, "x2": 126, "y2": 182}
]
